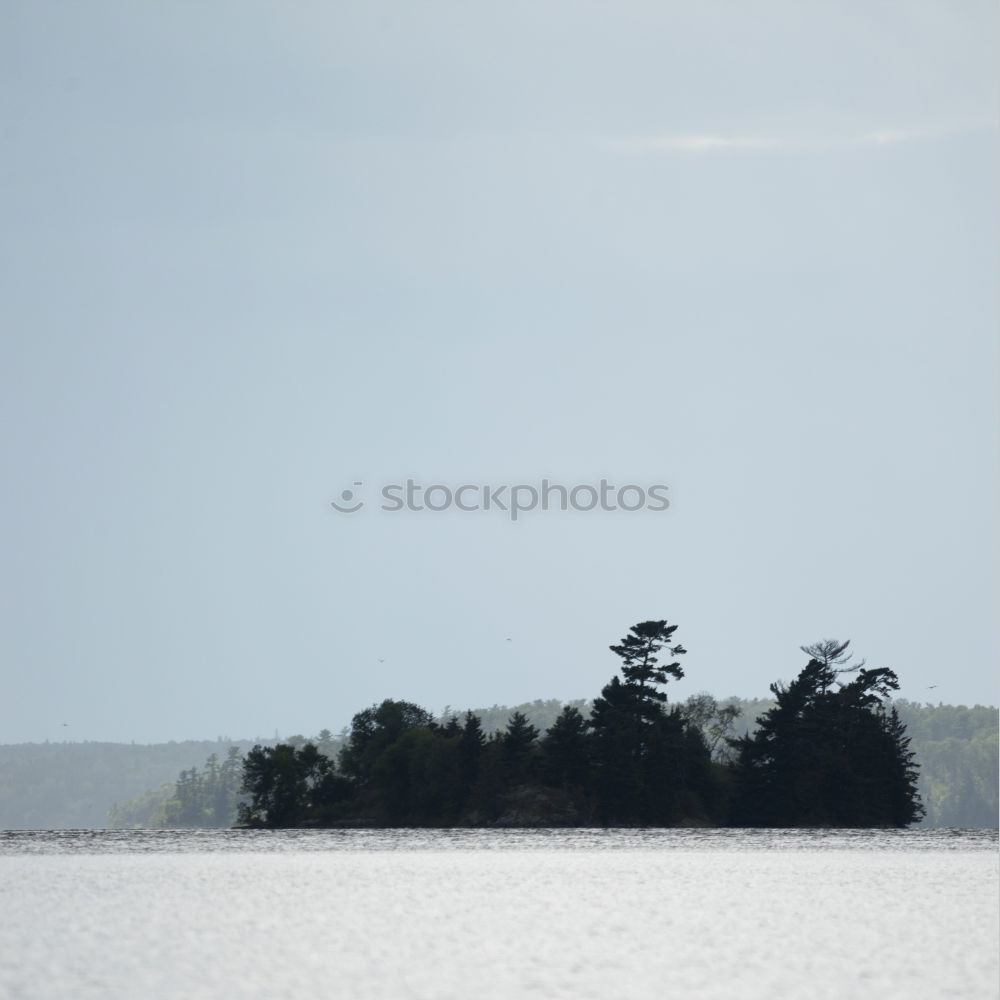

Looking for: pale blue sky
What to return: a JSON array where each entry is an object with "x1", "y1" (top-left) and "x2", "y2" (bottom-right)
[{"x1": 2, "y1": 1, "x2": 997, "y2": 743}]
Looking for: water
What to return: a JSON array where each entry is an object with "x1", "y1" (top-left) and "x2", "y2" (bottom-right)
[{"x1": 1, "y1": 829, "x2": 996, "y2": 1000}]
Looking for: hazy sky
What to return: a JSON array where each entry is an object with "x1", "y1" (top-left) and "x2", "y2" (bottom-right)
[{"x1": 2, "y1": 1, "x2": 997, "y2": 744}]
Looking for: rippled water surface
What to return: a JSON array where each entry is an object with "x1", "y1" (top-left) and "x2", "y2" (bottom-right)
[{"x1": 1, "y1": 829, "x2": 997, "y2": 999}]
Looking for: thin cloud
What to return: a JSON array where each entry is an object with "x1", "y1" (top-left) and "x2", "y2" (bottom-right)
[{"x1": 601, "y1": 122, "x2": 995, "y2": 154}]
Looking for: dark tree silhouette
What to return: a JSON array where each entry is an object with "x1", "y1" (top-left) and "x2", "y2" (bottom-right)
[
  {"x1": 541, "y1": 706, "x2": 590, "y2": 791},
  {"x1": 590, "y1": 619, "x2": 709, "y2": 824},
  {"x1": 338, "y1": 700, "x2": 434, "y2": 785},
  {"x1": 458, "y1": 711, "x2": 486, "y2": 789},
  {"x1": 501, "y1": 711, "x2": 539, "y2": 784},
  {"x1": 731, "y1": 641, "x2": 924, "y2": 827},
  {"x1": 609, "y1": 620, "x2": 686, "y2": 719},
  {"x1": 238, "y1": 743, "x2": 336, "y2": 827},
  {"x1": 230, "y1": 628, "x2": 927, "y2": 830}
]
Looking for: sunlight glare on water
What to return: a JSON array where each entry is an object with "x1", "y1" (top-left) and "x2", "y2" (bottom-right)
[{"x1": 0, "y1": 829, "x2": 996, "y2": 1000}]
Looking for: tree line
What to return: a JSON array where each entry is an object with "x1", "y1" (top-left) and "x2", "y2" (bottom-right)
[{"x1": 236, "y1": 621, "x2": 924, "y2": 828}]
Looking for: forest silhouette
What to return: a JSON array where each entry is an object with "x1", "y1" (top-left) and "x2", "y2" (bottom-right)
[{"x1": 236, "y1": 621, "x2": 924, "y2": 829}]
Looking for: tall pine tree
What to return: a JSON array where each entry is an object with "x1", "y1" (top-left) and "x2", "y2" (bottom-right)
[{"x1": 590, "y1": 619, "x2": 707, "y2": 823}]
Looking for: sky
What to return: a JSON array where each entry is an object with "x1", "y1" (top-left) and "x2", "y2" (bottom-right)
[{"x1": 1, "y1": 0, "x2": 997, "y2": 744}]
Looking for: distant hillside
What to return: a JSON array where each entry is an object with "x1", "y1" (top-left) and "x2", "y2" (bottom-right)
[
  {"x1": 437, "y1": 699, "x2": 591, "y2": 736},
  {"x1": 890, "y1": 699, "x2": 998, "y2": 828},
  {"x1": 0, "y1": 740, "x2": 269, "y2": 829}
]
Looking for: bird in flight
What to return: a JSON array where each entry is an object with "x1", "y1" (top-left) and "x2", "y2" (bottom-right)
[
  {"x1": 928, "y1": 685, "x2": 938, "y2": 689},
  {"x1": 378, "y1": 658, "x2": 385, "y2": 663}
]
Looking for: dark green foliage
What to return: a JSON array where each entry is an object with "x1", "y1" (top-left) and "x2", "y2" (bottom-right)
[
  {"x1": 588, "y1": 620, "x2": 711, "y2": 824},
  {"x1": 608, "y1": 619, "x2": 686, "y2": 717},
  {"x1": 457, "y1": 711, "x2": 486, "y2": 793},
  {"x1": 238, "y1": 741, "x2": 353, "y2": 827},
  {"x1": 338, "y1": 700, "x2": 434, "y2": 785},
  {"x1": 541, "y1": 706, "x2": 590, "y2": 790},
  {"x1": 464, "y1": 731, "x2": 506, "y2": 822},
  {"x1": 501, "y1": 712, "x2": 539, "y2": 785},
  {"x1": 369, "y1": 727, "x2": 458, "y2": 824},
  {"x1": 878, "y1": 707, "x2": 923, "y2": 827},
  {"x1": 589, "y1": 676, "x2": 645, "y2": 819},
  {"x1": 730, "y1": 642, "x2": 924, "y2": 827},
  {"x1": 239, "y1": 745, "x2": 305, "y2": 827}
]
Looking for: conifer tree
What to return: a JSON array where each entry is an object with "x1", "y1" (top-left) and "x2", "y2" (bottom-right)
[
  {"x1": 541, "y1": 706, "x2": 590, "y2": 790},
  {"x1": 502, "y1": 711, "x2": 539, "y2": 784},
  {"x1": 608, "y1": 620, "x2": 686, "y2": 721},
  {"x1": 731, "y1": 641, "x2": 924, "y2": 827},
  {"x1": 459, "y1": 710, "x2": 486, "y2": 788},
  {"x1": 590, "y1": 619, "x2": 704, "y2": 823}
]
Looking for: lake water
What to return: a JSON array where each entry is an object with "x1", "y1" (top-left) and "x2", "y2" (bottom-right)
[{"x1": 1, "y1": 829, "x2": 997, "y2": 1000}]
